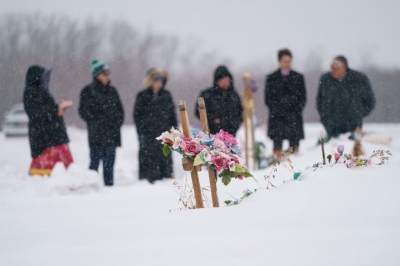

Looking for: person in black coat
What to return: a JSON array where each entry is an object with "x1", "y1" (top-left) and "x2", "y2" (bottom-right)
[
  {"x1": 265, "y1": 49, "x2": 306, "y2": 155},
  {"x1": 133, "y1": 69, "x2": 178, "y2": 184},
  {"x1": 316, "y1": 56, "x2": 375, "y2": 140},
  {"x1": 23, "y1": 65, "x2": 73, "y2": 175},
  {"x1": 195, "y1": 66, "x2": 242, "y2": 136},
  {"x1": 79, "y1": 59, "x2": 124, "y2": 186}
]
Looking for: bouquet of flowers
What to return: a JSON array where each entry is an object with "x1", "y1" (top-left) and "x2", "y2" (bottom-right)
[
  {"x1": 156, "y1": 128, "x2": 253, "y2": 185},
  {"x1": 322, "y1": 145, "x2": 391, "y2": 168}
]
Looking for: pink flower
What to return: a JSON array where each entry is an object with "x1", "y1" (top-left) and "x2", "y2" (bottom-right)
[
  {"x1": 215, "y1": 130, "x2": 238, "y2": 146},
  {"x1": 237, "y1": 175, "x2": 244, "y2": 180},
  {"x1": 367, "y1": 158, "x2": 372, "y2": 166},
  {"x1": 198, "y1": 131, "x2": 206, "y2": 138},
  {"x1": 213, "y1": 138, "x2": 226, "y2": 150},
  {"x1": 212, "y1": 155, "x2": 229, "y2": 172},
  {"x1": 334, "y1": 152, "x2": 341, "y2": 162},
  {"x1": 180, "y1": 140, "x2": 200, "y2": 157},
  {"x1": 164, "y1": 137, "x2": 174, "y2": 146}
]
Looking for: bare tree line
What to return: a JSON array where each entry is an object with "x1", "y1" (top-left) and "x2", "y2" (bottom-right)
[{"x1": 1, "y1": 13, "x2": 399, "y2": 130}]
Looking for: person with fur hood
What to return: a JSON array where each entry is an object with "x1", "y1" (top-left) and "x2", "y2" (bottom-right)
[{"x1": 133, "y1": 69, "x2": 178, "y2": 184}]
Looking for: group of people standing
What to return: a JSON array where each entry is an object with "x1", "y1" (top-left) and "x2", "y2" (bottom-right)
[{"x1": 23, "y1": 48, "x2": 375, "y2": 186}]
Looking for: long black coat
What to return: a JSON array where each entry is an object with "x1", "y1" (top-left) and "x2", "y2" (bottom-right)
[
  {"x1": 316, "y1": 69, "x2": 375, "y2": 136},
  {"x1": 133, "y1": 88, "x2": 178, "y2": 139},
  {"x1": 195, "y1": 67, "x2": 242, "y2": 135},
  {"x1": 133, "y1": 88, "x2": 178, "y2": 181},
  {"x1": 79, "y1": 80, "x2": 124, "y2": 147},
  {"x1": 265, "y1": 70, "x2": 306, "y2": 141},
  {"x1": 23, "y1": 66, "x2": 69, "y2": 158}
]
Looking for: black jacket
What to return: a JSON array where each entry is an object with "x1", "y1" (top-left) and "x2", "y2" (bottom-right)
[
  {"x1": 265, "y1": 70, "x2": 306, "y2": 140},
  {"x1": 316, "y1": 69, "x2": 375, "y2": 136},
  {"x1": 23, "y1": 66, "x2": 69, "y2": 158},
  {"x1": 133, "y1": 88, "x2": 178, "y2": 139},
  {"x1": 79, "y1": 80, "x2": 124, "y2": 147},
  {"x1": 195, "y1": 66, "x2": 243, "y2": 135}
]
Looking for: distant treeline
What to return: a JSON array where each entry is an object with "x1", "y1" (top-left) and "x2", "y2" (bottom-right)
[{"x1": 1, "y1": 13, "x2": 399, "y2": 128}]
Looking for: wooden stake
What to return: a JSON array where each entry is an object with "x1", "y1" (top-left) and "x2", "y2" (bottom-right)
[
  {"x1": 321, "y1": 132, "x2": 326, "y2": 165},
  {"x1": 198, "y1": 97, "x2": 219, "y2": 208},
  {"x1": 178, "y1": 100, "x2": 204, "y2": 209},
  {"x1": 353, "y1": 127, "x2": 366, "y2": 157},
  {"x1": 242, "y1": 72, "x2": 256, "y2": 170}
]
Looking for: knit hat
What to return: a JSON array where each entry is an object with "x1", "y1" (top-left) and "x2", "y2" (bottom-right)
[{"x1": 91, "y1": 59, "x2": 110, "y2": 77}]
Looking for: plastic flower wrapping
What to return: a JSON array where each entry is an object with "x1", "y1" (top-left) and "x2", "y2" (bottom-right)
[{"x1": 156, "y1": 128, "x2": 253, "y2": 185}]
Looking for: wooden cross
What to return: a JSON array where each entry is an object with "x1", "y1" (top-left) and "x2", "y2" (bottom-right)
[
  {"x1": 178, "y1": 100, "x2": 204, "y2": 208},
  {"x1": 198, "y1": 97, "x2": 219, "y2": 208}
]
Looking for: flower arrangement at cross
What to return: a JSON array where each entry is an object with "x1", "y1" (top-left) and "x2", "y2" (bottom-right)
[
  {"x1": 156, "y1": 128, "x2": 253, "y2": 185},
  {"x1": 313, "y1": 144, "x2": 392, "y2": 169}
]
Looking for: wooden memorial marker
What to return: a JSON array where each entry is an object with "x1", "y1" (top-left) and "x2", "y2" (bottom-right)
[
  {"x1": 242, "y1": 72, "x2": 256, "y2": 170},
  {"x1": 353, "y1": 127, "x2": 366, "y2": 157},
  {"x1": 320, "y1": 132, "x2": 326, "y2": 165},
  {"x1": 178, "y1": 100, "x2": 204, "y2": 209},
  {"x1": 198, "y1": 97, "x2": 220, "y2": 208}
]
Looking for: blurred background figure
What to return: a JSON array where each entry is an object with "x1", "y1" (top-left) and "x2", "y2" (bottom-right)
[
  {"x1": 23, "y1": 65, "x2": 73, "y2": 176},
  {"x1": 265, "y1": 49, "x2": 306, "y2": 156},
  {"x1": 195, "y1": 65, "x2": 242, "y2": 136},
  {"x1": 133, "y1": 69, "x2": 178, "y2": 184},
  {"x1": 316, "y1": 56, "x2": 376, "y2": 142},
  {"x1": 79, "y1": 59, "x2": 124, "y2": 186}
]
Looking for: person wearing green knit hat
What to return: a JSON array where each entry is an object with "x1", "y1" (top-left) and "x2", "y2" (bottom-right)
[
  {"x1": 90, "y1": 59, "x2": 110, "y2": 78},
  {"x1": 79, "y1": 59, "x2": 124, "y2": 186}
]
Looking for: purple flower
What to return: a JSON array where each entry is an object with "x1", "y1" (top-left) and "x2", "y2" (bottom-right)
[{"x1": 337, "y1": 145, "x2": 345, "y2": 154}]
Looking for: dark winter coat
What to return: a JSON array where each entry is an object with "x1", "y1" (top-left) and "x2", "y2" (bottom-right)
[
  {"x1": 79, "y1": 79, "x2": 124, "y2": 147},
  {"x1": 316, "y1": 69, "x2": 375, "y2": 136},
  {"x1": 265, "y1": 70, "x2": 306, "y2": 141},
  {"x1": 133, "y1": 88, "x2": 178, "y2": 139},
  {"x1": 195, "y1": 66, "x2": 243, "y2": 135},
  {"x1": 23, "y1": 66, "x2": 69, "y2": 158}
]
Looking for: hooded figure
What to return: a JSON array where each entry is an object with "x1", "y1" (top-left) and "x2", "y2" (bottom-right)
[
  {"x1": 195, "y1": 66, "x2": 243, "y2": 135},
  {"x1": 23, "y1": 65, "x2": 73, "y2": 176},
  {"x1": 133, "y1": 69, "x2": 178, "y2": 183},
  {"x1": 79, "y1": 59, "x2": 124, "y2": 186}
]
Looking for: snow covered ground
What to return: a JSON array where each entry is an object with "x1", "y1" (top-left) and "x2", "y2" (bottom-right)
[{"x1": 1, "y1": 124, "x2": 400, "y2": 266}]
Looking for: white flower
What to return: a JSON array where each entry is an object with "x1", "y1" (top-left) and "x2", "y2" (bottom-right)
[
  {"x1": 202, "y1": 149, "x2": 212, "y2": 162},
  {"x1": 172, "y1": 137, "x2": 183, "y2": 150},
  {"x1": 228, "y1": 161, "x2": 236, "y2": 172},
  {"x1": 156, "y1": 131, "x2": 169, "y2": 141},
  {"x1": 170, "y1": 127, "x2": 181, "y2": 135}
]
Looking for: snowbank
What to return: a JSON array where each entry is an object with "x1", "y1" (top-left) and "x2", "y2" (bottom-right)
[{"x1": 0, "y1": 124, "x2": 399, "y2": 266}]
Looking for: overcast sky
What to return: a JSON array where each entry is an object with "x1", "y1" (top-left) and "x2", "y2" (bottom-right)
[{"x1": 2, "y1": 0, "x2": 400, "y2": 69}]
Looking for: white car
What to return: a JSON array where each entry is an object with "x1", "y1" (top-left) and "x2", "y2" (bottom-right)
[{"x1": 2, "y1": 104, "x2": 29, "y2": 137}]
